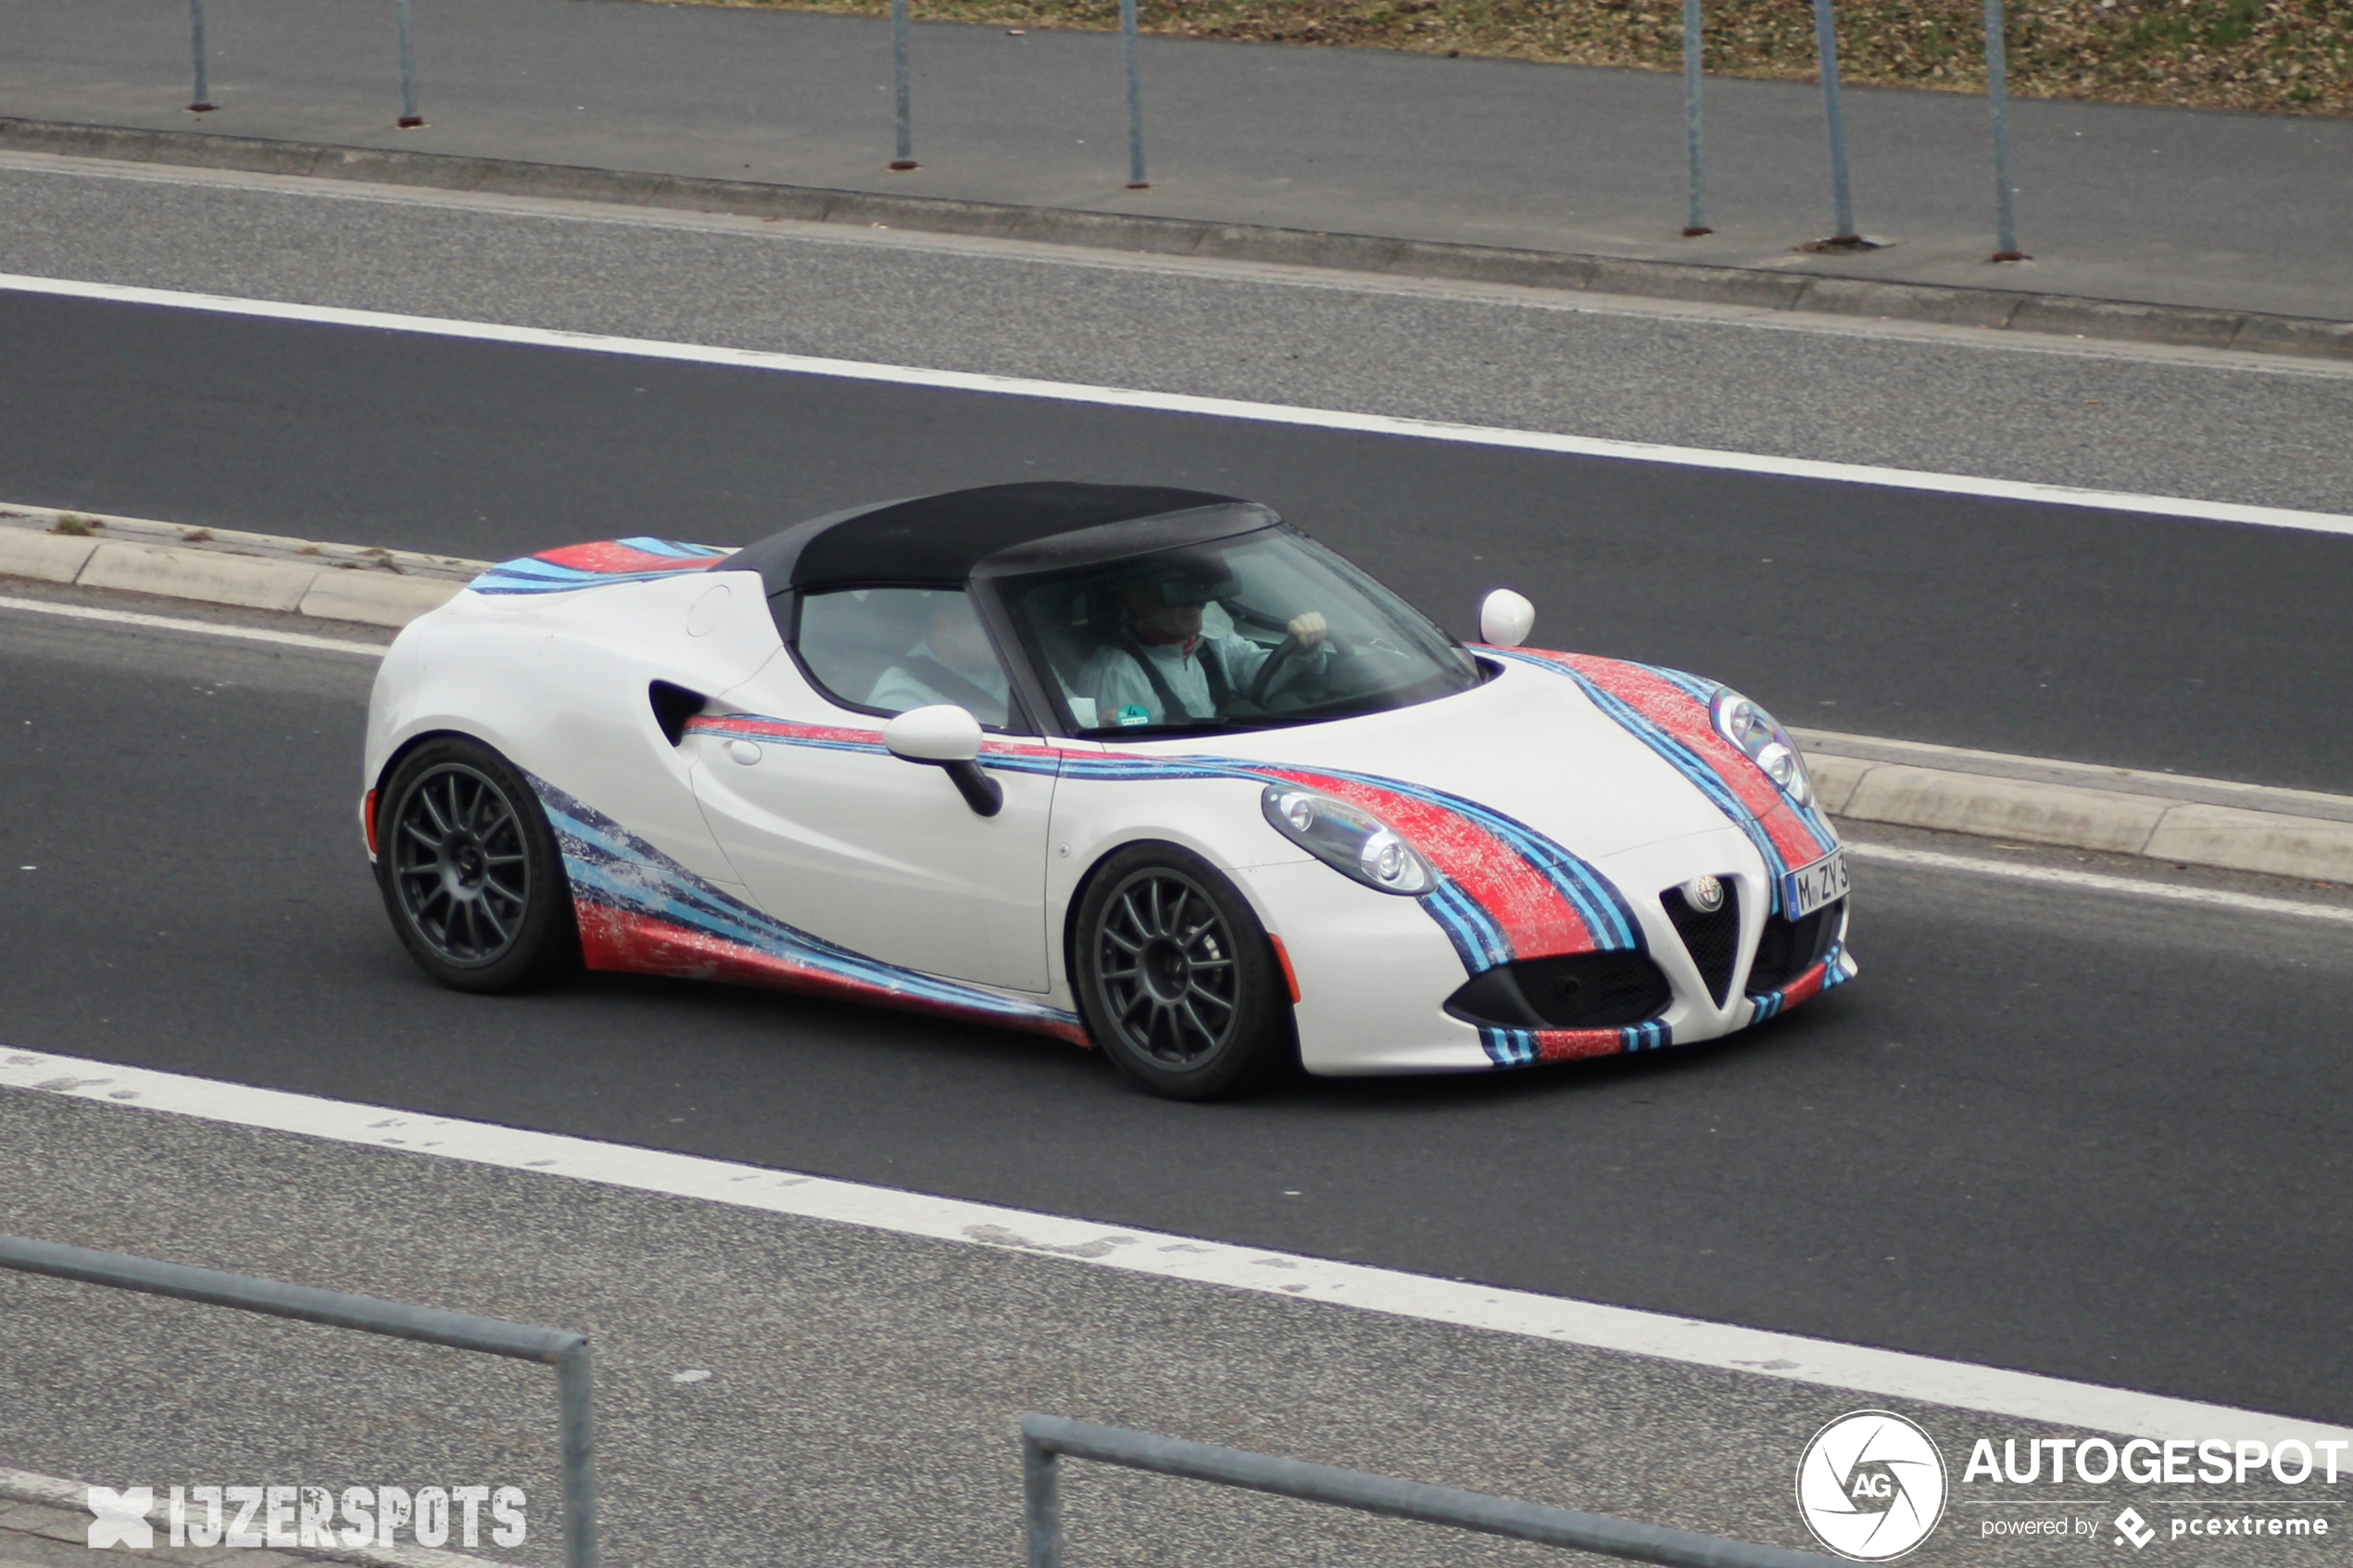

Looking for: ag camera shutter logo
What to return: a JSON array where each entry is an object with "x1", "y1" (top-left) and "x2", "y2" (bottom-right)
[{"x1": 1795, "y1": 1411, "x2": 1948, "y2": 1561}]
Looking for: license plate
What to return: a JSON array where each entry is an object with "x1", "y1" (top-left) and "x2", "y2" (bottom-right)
[{"x1": 1780, "y1": 848, "x2": 1850, "y2": 920}]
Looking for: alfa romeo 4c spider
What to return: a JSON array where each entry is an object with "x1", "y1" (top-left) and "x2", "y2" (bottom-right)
[{"x1": 363, "y1": 482, "x2": 1853, "y2": 1098}]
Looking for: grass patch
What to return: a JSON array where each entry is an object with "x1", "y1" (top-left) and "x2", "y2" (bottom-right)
[{"x1": 680, "y1": 0, "x2": 2350, "y2": 116}]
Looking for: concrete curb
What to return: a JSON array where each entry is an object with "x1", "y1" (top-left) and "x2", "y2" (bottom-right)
[
  {"x1": 0, "y1": 506, "x2": 470, "y2": 629},
  {"x1": 7, "y1": 115, "x2": 2352, "y2": 364},
  {"x1": 0, "y1": 1472, "x2": 506, "y2": 1568},
  {"x1": 4, "y1": 502, "x2": 2345, "y2": 884},
  {"x1": 1797, "y1": 734, "x2": 2353, "y2": 884}
]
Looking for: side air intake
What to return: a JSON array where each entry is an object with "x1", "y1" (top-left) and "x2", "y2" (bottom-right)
[{"x1": 1444, "y1": 951, "x2": 1671, "y2": 1032}]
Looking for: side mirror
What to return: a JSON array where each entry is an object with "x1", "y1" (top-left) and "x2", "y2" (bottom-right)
[
  {"x1": 882, "y1": 705, "x2": 1002, "y2": 817},
  {"x1": 884, "y1": 704, "x2": 983, "y2": 763},
  {"x1": 1478, "y1": 588, "x2": 1536, "y2": 648}
]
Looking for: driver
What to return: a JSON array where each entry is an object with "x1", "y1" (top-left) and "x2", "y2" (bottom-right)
[{"x1": 1078, "y1": 565, "x2": 1327, "y2": 726}]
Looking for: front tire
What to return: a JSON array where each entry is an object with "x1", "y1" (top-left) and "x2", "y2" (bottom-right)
[
  {"x1": 1073, "y1": 844, "x2": 1293, "y2": 1099},
  {"x1": 374, "y1": 736, "x2": 578, "y2": 993}
]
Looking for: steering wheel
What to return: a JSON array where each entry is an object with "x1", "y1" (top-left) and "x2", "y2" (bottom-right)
[{"x1": 1244, "y1": 627, "x2": 1348, "y2": 708}]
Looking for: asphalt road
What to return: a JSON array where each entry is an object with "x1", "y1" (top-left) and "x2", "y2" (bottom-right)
[
  {"x1": 4, "y1": 604, "x2": 2350, "y2": 1427},
  {"x1": 5, "y1": 288, "x2": 2352, "y2": 791},
  {"x1": 12, "y1": 1085, "x2": 2326, "y2": 1568},
  {"x1": 6, "y1": 155, "x2": 2353, "y2": 518}
]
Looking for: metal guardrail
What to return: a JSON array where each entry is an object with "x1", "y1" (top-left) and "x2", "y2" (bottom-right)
[
  {"x1": 1021, "y1": 1413, "x2": 1840, "y2": 1568},
  {"x1": 160, "y1": 0, "x2": 2026, "y2": 257},
  {"x1": 0, "y1": 1233, "x2": 597, "y2": 1568}
]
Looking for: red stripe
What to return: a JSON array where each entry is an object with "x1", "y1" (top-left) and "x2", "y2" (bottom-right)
[
  {"x1": 573, "y1": 901, "x2": 1092, "y2": 1046},
  {"x1": 536, "y1": 540, "x2": 727, "y2": 574},
  {"x1": 1764, "y1": 958, "x2": 1831, "y2": 1013},
  {"x1": 678, "y1": 717, "x2": 1605, "y2": 962},
  {"x1": 687, "y1": 714, "x2": 881, "y2": 747},
  {"x1": 1529, "y1": 1029, "x2": 1629, "y2": 1063},
  {"x1": 1261, "y1": 767, "x2": 1600, "y2": 959},
  {"x1": 1547, "y1": 653, "x2": 1832, "y2": 868}
]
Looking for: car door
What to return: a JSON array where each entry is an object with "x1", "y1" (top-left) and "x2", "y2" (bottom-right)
[{"x1": 687, "y1": 586, "x2": 1058, "y2": 992}]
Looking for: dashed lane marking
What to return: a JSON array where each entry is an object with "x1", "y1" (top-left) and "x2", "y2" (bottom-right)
[{"x1": 1, "y1": 1050, "x2": 2344, "y2": 1445}]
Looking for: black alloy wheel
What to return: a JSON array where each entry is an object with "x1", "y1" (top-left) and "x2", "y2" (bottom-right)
[
  {"x1": 1073, "y1": 844, "x2": 1292, "y2": 1099},
  {"x1": 374, "y1": 735, "x2": 578, "y2": 993}
]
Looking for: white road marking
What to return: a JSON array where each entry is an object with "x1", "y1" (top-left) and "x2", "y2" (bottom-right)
[
  {"x1": 0, "y1": 595, "x2": 389, "y2": 656},
  {"x1": 6, "y1": 270, "x2": 2351, "y2": 540},
  {"x1": 1, "y1": 1048, "x2": 2342, "y2": 1443},
  {"x1": 11, "y1": 148, "x2": 2350, "y2": 385},
  {"x1": 1848, "y1": 842, "x2": 2353, "y2": 924}
]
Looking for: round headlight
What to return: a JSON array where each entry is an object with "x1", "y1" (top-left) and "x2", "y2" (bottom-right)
[
  {"x1": 1263, "y1": 784, "x2": 1433, "y2": 896},
  {"x1": 1711, "y1": 686, "x2": 1813, "y2": 806}
]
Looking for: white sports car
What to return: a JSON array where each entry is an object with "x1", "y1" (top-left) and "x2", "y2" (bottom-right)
[{"x1": 363, "y1": 483, "x2": 1853, "y2": 1098}]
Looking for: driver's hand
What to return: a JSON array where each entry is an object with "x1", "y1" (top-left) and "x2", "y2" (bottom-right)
[{"x1": 1287, "y1": 611, "x2": 1328, "y2": 650}]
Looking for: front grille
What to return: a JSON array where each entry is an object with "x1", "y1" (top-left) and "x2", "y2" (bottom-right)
[
  {"x1": 1748, "y1": 898, "x2": 1843, "y2": 993},
  {"x1": 1661, "y1": 881, "x2": 1741, "y2": 1006},
  {"x1": 1445, "y1": 950, "x2": 1670, "y2": 1032}
]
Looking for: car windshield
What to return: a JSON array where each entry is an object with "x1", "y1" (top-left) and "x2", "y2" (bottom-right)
[{"x1": 996, "y1": 529, "x2": 1483, "y2": 735}]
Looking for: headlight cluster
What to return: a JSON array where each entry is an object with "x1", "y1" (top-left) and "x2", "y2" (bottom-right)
[
  {"x1": 1261, "y1": 784, "x2": 1434, "y2": 895},
  {"x1": 1709, "y1": 687, "x2": 1813, "y2": 806}
]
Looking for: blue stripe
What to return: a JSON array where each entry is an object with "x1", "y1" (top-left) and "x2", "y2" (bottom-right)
[
  {"x1": 680, "y1": 713, "x2": 1651, "y2": 1065},
  {"x1": 1509, "y1": 650, "x2": 1845, "y2": 859},
  {"x1": 471, "y1": 537, "x2": 729, "y2": 596},
  {"x1": 531, "y1": 774, "x2": 1083, "y2": 1034},
  {"x1": 1473, "y1": 1017, "x2": 1671, "y2": 1068}
]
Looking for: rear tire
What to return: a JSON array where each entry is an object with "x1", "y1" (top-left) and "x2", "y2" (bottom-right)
[
  {"x1": 374, "y1": 736, "x2": 579, "y2": 993},
  {"x1": 1073, "y1": 844, "x2": 1293, "y2": 1100}
]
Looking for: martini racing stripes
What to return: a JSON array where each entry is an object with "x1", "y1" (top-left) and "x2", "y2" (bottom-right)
[
  {"x1": 1489, "y1": 648, "x2": 1840, "y2": 906},
  {"x1": 689, "y1": 714, "x2": 1642, "y2": 956},
  {"x1": 1748, "y1": 941, "x2": 1858, "y2": 1022},
  {"x1": 471, "y1": 537, "x2": 734, "y2": 596},
  {"x1": 531, "y1": 772, "x2": 1090, "y2": 1043},
  {"x1": 673, "y1": 709, "x2": 1849, "y2": 1069}
]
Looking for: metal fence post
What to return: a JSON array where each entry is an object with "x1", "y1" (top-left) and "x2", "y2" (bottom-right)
[
  {"x1": 1983, "y1": 0, "x2": 2024, "y2": 259},
  {"x1": 1023, "y1": 1431, "x2": 1062, "y2": 1568},
  {"x1": 1020, "y1": 1415, "x2": 1840, "y2": 1568},
  {"x1": 1809, "y1": 0, "x2": 1857, "y2": 243},
  {"x1": 556, "y1": 1342, "x2": 598, "y2": 1568},
  {"x1": 0, "y1": 1235, "x2": 596, "y2": 1568},
  {"x1": 1119, "y1": 0, "x2": 1148, "y2": 189},
  {"x1": 888, "y1": 0, "x2": 917, "y2": 169},
  {"x1": 187, "y1": 0, "x2": 215, "y2": 111},
  {"x1": 1680, "y1": 0, "x2": 1707, "y2": 235},
  {"x1": 395, "y1": 0, "x2": 423, "y2": 126}
]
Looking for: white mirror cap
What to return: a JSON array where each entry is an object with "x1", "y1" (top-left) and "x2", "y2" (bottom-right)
[
  {"x1": 1479, "y1": 588, "x2": 1536, "y2": 647},
  {"x1": 883, "y1": 704, "x2": 984, "y2": 763}
]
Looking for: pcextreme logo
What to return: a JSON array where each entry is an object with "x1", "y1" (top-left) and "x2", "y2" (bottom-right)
[{"x1": 1795, "y1": 1411, "x2": 1951, "y2": 1562}]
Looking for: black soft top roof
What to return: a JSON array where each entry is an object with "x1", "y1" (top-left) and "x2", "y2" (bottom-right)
[{"x1": 723, "y1": 482, "x2": 1275, "y2": 593}]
